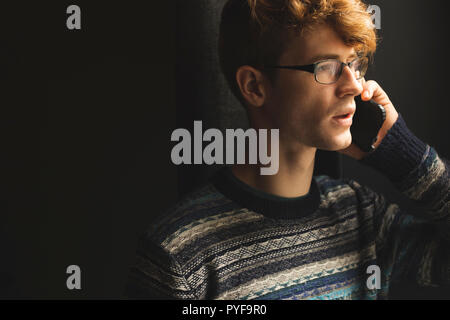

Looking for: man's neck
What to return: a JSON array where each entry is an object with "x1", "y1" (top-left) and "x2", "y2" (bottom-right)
[{"x1": 231, "y1": 144, "x2": 316, "y2": 198}]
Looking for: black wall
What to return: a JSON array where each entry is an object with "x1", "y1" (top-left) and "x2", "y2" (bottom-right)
[
  {"x1": 1, "y1": 2, "x2": 177, "y2": 299},
  {"x1": 1, "y1": 0, "x2": 449, "y2": 299}
]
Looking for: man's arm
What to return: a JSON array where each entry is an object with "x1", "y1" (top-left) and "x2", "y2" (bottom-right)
[
  {"x1": 362, "y1": 114, "x2": 449, "y2": 218},
  {"x1": 124, "y1": 234, "x2": 193, "y2": 300},
  {"x1": 358, "y1": 113, "x2": 450, "y2": 293},
  {"x1": 342, "y1": 78, "x2": 448, "y2": 224}
]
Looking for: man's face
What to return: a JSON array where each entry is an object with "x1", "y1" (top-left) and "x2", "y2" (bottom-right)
[{"x1": 263, "y1": 23, "x2": 364, "y2": 151}]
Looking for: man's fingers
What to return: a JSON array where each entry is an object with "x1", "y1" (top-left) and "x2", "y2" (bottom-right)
[
  {"x1": 361, "y1": 80, "x2": 391, "y2": 106},
  {"x1": 361, "y1": 80, "x2": 379, "y2": 101}
]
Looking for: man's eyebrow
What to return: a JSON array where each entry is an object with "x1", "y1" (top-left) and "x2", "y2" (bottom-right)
[{"x1": 308, "y1": 53, "x2": 358, "y2": 64}]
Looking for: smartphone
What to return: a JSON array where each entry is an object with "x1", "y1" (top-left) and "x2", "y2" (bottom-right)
[{"x1": 350, "y1": 95, "x2": 386, "y2": 153}]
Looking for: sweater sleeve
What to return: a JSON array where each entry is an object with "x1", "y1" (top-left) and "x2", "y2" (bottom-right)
[
  {"x1": 359, "y1": 114, "x2": 450, "y2": 292},
  {"x1": 124, "y1": 233, "x2": 194, "y2": 300}
]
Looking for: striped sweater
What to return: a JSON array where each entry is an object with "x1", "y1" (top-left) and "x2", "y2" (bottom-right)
[{"x1": 125, "y1": 115, "x2": 449, "y2": 300}]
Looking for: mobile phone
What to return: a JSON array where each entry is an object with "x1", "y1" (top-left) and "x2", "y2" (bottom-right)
[{"x1": 350, "y1": 95, "x2": 386, "y2": 153}]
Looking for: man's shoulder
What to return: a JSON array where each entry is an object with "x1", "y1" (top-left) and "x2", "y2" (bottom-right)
[
  {"x1": 142, "y1": 182, "x2": 244, "y2": 246},
  {"x1": 314, "y1": 174, "x2": 381, "y2": 207}
]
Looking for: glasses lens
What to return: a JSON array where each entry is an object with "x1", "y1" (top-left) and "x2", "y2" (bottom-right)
[
  {"x1": 315, "y1": 60, "x2": 341, "y2": 84},
  {"x1": 351, "y1": 57, "x2": 368, "y2": 80},
  {"x1": 315, "y1": 57, "x2": 369, "y2": 84}
]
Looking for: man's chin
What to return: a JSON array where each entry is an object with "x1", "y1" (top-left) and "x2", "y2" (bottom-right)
[
  {"x1": 305, "y1": 127, "x2": 352, "y2": 151},
  {"x1": 318, "y1": 134, "x2": 352, "y2": 152}
]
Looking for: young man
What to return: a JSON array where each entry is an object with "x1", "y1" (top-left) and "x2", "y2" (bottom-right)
[{"x1": 126, "y1": 0, "x2": 449, "y2": 299}]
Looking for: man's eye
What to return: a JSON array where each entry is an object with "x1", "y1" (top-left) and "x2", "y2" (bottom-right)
[
  {"x1": 351, "y1": 60, "x2": 361, "y2": 69},
  {"x1": 317, "y1": 63, "x2": 336, "y2": 72}
]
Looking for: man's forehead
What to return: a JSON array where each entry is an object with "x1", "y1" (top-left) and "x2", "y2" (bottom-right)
[
  {"x1": 307, "y1": 51, "x2": 358, "y2": 64},
  {"x1": 283, "y1": 26, "x2": 358, "y2": 64}
]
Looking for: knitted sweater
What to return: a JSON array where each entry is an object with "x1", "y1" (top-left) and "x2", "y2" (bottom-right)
[{"x1": 125, "y1": 115, "x2": 449, "y2": 300}]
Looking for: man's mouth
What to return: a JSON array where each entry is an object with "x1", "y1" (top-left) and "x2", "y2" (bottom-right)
[
  {"x1": 332, "y1": 112, "x2": 354, "y2": 126},
  {"x1": 333, "y1": 113, "x2": 353, "y2": 120}
]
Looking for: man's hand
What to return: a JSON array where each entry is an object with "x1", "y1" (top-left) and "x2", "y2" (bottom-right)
[{"x1": 339, "y1": 79, "x2": 399, "y2": 160}]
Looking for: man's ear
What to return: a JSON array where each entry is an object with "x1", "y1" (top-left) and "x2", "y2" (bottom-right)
[{"x1": 235, "y1": 66, "x2": 268, "y2": 108}]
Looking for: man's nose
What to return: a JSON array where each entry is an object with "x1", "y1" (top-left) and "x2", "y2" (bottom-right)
[{"x1": 336, "y1": 65, "x2": 363, "y2": 97}]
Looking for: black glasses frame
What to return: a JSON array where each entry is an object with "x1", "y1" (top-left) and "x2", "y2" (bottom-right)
[{"x1": 265, "y1": 56, "x2": 368, "y2": 85}]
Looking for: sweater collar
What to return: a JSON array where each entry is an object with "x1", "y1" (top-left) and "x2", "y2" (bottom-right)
[{"x1": 211, "y1": 166, "x2": 321, "y2": 220}]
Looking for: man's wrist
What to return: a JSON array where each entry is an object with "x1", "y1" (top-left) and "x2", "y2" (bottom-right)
[{"x1": 371, "y1": 108, "x2": 398, "y2": 151}]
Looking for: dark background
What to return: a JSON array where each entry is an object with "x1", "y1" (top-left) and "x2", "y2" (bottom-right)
[{"x1": 1, "y1": 1, "x2": 449, "y2": 299}]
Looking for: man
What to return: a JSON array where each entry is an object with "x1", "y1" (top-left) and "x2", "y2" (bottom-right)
[{"x1": 125, "y1": 0, "x2": 449, "y2": 299}]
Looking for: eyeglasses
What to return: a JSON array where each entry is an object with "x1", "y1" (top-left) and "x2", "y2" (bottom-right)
[{"x1": 265, "y1": 56, "x2": 369, "y2": 85}]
